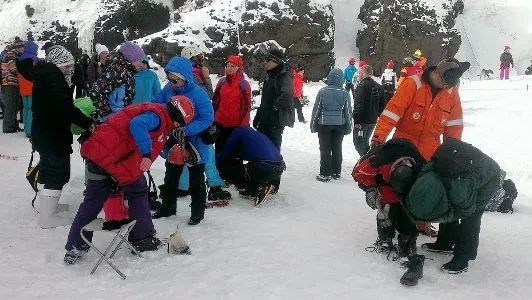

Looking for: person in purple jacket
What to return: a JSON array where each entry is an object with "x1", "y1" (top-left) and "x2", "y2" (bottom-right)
[{"x1": 217, "y1": 126, "x2": 285, "y2": 206}]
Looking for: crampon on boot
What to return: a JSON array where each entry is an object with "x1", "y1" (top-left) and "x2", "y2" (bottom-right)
[
  {"x1": 397, "y1": 233, "x2": 418, "y2": 260},
  {"x1": 400, "y1": 254, "x2": 426, "y2": 286},
  {"x1": 208, "y1": 186, "x2": 231, "y2": 201}
]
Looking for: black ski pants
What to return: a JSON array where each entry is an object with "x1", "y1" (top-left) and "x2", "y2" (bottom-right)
[
  {"x1": 294, "y1": 97, "x2": 305, "y2": 122},
  {"x1": 39, "y1": 152, "x2": 71, "y2": 190},
  {"x1": 161, "y1": 162, "x2": 206, "y2": 219},
  {"x1": 353, "y1": 123, "x2": 376, "y2": 157},
  {"x1": 257, "y1": 124, "x2": 284, "y2": 189},
  {"x1": 318, "y1": 125, "x2": 344, "y2": 176},
  {"x1": 435, "y1": 209, "x2": 484, "y2": 261}
]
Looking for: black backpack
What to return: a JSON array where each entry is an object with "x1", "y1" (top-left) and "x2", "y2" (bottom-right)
[{"x1": 431, "y1": 138, "x2": 483, "y2": 178}]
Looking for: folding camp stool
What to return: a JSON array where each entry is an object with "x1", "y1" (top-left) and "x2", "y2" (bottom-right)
[{"x1": 80, "y1": 218, "x2": 142, "y2": 279}]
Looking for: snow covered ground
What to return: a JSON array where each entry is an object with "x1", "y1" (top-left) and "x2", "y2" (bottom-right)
[{"x1": 1, "y1": 76, "x2": 532, "y2": 299}]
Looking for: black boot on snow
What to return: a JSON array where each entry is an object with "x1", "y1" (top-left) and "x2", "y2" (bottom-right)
[
  {"x1": 400, "y1": 254, "x2": 425, "y2": 286},
  {"x1": 397, "y1": 234, "x2": 418, "y2": 258},
  {"x1": 421, "y1": 242, "x2": 453, "y2": 254},
  {"x1": 208, "y1": 186, "x2": 232, "y2": 201},
  {"x1": 130, "y1": 236, "x2": 162, "y2": 252},
  {"x1": 151, "y1": 206, "x2": 176, "y2": 219},
  {"x1": 188, "y1": 216, "x2": 204, "y2": 226},
  {"x1": 441, "y1": 257, "x2": 469, "y2": 274}
]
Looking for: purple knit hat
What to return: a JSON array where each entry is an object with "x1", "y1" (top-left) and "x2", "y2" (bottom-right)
[{"x1": 119, "y1": 41, "x2": 145, "y2": 63}]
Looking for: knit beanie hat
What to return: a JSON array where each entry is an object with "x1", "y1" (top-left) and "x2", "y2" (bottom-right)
[
  {"x1": 119, "y1": 41, "x2": 145, "y2": 63},
  {"x1": 266, "y1": 48, "x2": 284, "y2": 64},
  {"x1": 437, "y1": 59, "x2": 471, "y2": 87},
  {"x1": 45, "y1": 45, "x2": 75, "y2": 67},
  {"x1": 226, "y1": 55, "x2": 244, "y2": 68},
  {"x1": 95, "y1": 43, "x2": 109, "y2": 56},
  {"x1": 386, "y1": 60, "x2": 394, "y2": 69}
]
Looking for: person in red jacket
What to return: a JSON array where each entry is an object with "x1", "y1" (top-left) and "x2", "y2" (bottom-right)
[
  {"x1": 212, "y1": 55, "x2": 252, "y2": 154},
  {"x1": 292, "y1": 64, "x2": 306, "y2": 123},
  {"x1": 64, "y1": 98, "x2": 192, "y2": 264}
]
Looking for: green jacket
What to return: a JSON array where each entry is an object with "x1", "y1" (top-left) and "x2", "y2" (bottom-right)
[{"x1": 403, "y1": 144, "x2": 501, "y2": 223}]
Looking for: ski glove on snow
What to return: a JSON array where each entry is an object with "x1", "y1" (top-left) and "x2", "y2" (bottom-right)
[{"x1": 365, "y1": 187, "x2": 381, "y2": 210}]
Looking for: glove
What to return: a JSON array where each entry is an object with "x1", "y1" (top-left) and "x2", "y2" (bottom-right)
[
  {"x1": 365, "y1": 187, "x2": 380, "y2": 210},
  {"x1": 167, "y1": 127, "x2": 186, "y2": 148},
  {"x1": 416, "y1": 222, "x2": 438, "y2": 237},
  {"x1": 77, "y1": 130, "x2": 92, "y2": 144},
  {"x1": 369, "y1": 139, "x2": 383, "y2": 150}
]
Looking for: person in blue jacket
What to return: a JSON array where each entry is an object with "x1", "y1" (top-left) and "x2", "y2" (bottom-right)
[
  {"x1": 132, "y1": 56, "x2": 161, "y2": 104},
  {"x1": 344, "y1": 57, "x2": 357, "y2": 95},
  {"x1": 217, "y1": 126, "x2": 285, "y2": 206},
  {"x1": 152, "y1": 56, "x2": 214, "y2": 224}
]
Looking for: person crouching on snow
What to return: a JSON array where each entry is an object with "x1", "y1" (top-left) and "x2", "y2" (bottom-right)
[
  {"x1": 64, "y1": 97, "x2": 192, "y2": 264},
  {"x1": 31, "y1": 45, "x2": 95, "y2": 229},
  {"x1": 216, "y1": 126, "x2": 285, "y2": 207}
]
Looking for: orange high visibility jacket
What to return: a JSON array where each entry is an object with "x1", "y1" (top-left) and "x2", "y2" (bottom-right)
[{"x1": 372, "y1": 74, "x2": 463, "y2": 160}]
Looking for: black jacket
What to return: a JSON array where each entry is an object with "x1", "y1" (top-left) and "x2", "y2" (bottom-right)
[
  {"x1": 32, "y1": 62, "x2": 94, "y2": 155},
  {"x1": 254, "y1": 63, "x2": 295, "y2": 128},
  {"x1": 353, "y1": 77, "x2": 384, "y2": 124}
]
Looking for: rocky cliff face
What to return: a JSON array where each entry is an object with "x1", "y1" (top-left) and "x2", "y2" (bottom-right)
[
  {"x1": 356, "y1": 0, "x2": 462, "y2": 73},
  {"x1": 140, "y1": 0, "x2": 334, "y2": 81}
]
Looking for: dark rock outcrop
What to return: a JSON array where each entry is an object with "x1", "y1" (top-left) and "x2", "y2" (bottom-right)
[{"x1": 356, "y1": 0, "x2": 462, "y2": 74}]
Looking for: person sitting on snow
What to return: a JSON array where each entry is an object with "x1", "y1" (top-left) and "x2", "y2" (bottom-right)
[
  {"x1": 216, "y1": 126, "x2": 285, "y2": 207},
  {"x1": 64, "y1": 96, "x2": 194, "y2": 263}
]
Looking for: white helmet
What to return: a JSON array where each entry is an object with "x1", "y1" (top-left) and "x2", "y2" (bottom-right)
[{"x1": 181, "y1": 45, "x2": 202, "y2": 59}]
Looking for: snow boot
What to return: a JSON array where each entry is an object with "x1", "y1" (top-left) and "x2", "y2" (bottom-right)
[
  {"x1": 254, "y1": 183, "x2": 274, "y2": 207},
  {"x1": 37, "y1": 183, "x2": 68, "y2": 213},
  {"x1": 397, "y1": 233, "x2": 418, "y2": 258},
  {"x1": 316, "y1": 174, "x2": 331, "y2": 182},
  {"x1": 208, "y1": 186, "x2": 232, "y2": 201},
  {"x1": 400, "y1": 254, "x2": 425, "y2": 286},
  {"x1": 421, "y1": 242, "x2": 453, "y2": 254},
  {"x1": 441, "y1": 257, "x2": 469, "y2": 274},
  {"x1": 167, "y1": 226, "x2": 191, "y2": 255},
  {"x1": 188, "y1": 216, "x2": 204, "y2": 226},
  {"x1": 498, "y1": 179, "x2": 517, "y2": 213},
  {"x1": 38, "y1": 189, "x2": 73, "y2": 229},
  {"x1": 64, "y1": 247, "x2": 90, "y2": 265},
  {"x1": 331, "y1": 174, "x2": 341, "y2": 180},
  {"x1": 130, "y1": 236, "x2": 162, "y2": 252},
  {"x1": 239, "y1": 187, "x2": 257, "y2": 200}
]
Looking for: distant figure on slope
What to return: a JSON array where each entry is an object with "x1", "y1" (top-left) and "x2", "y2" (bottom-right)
[
  {"x1": 344, "y1": 57, "x2": 357, "y2": 95},
  {"x1": 499, "y1": 46, "x2": 514, "y2": 80},
  {"x1": 525, "y1": 60, "x2": 532, "y2": 76},
  {"x1": 381, "y1": 60, "x2": 397, "y2": 105},
  {"x1": 292, "y1": 64, "x2": 306, "y2": 123}
]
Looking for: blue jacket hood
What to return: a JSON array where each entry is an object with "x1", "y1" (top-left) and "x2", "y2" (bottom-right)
[
  {"x1": 327, "y1": 68, "x2": 345, "y2": 87},
  {"x1": 165, "y1": 56, "x2": 195, "y2": 93}
]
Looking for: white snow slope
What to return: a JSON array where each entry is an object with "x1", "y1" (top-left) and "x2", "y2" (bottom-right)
[{"x1": 1, "y1": 76, "x2": 532, "y2": 299}]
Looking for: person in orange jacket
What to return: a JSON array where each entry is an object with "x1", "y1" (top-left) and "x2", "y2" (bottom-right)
[
  {"x1": 371, "y1": 58, "x2": 470, "y2": 237},
  {"x1": 412, "y1": 49, "x2": 427, "y2": 75},
  {"x1": 371, "y1": 59, "x2": 470, "y2": 160},
  {"x1": 397, "y1": 57, "x2": 417, "y2": 87}
]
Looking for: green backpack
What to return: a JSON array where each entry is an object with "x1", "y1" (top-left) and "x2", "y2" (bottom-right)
[{"x1": 71, "y1": 97, "x2": 95, "y2": 135}]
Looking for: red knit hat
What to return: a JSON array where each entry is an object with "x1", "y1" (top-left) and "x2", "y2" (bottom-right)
[
  {"x1": 227, "y1": 55, "x2": 244, "y2": 68},
  {"x1": 348, "y1": 57, "x2": 356, "y2": 65},
  {"x1": 359, "y1": 60, "x2": 367, "y2": 68},
  {"x1": 386, "y1": 60, "x2": 394, "y2": 69},
  {"x1": 168, "y1": 95, "x2": 195, "y2": 125}
]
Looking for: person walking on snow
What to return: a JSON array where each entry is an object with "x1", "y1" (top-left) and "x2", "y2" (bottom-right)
[
  {"x1": 499, "y1": 46, "x2": 514, "y2": 80},
  {"x1": 344, "y1": 57, "x2": 357, "y2": 94},
  {"x1": 310, "y1": 68, "x2": 352, "y2": 182},
  {"x1": 31, "y1": 45, "x2": 95, "y2": 229},
  {"x1": 151, "y1": 57, "x2": 214, "y2": 224},
  {"x1": 15, "y1": 40, "x2": 39, "y2": 138},
  {"x1": 353, "y1": 65, "x2": 385, "y2": 157},
  {"x1": 292, "y1": 64, "x2": 306, "y2": 123}
]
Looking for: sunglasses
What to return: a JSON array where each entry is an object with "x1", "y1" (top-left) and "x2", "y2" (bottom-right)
[{"x1": 167, "y1": 77, "x2": 183, "y2": 84}]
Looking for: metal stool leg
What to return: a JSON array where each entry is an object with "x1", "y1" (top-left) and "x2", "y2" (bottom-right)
[
  {"x1": 81, "y1": 228, "x2": 127, "y2": 279},
  {"x1": 109, "y1": 223, "x2": 142, "y2": 259}
]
